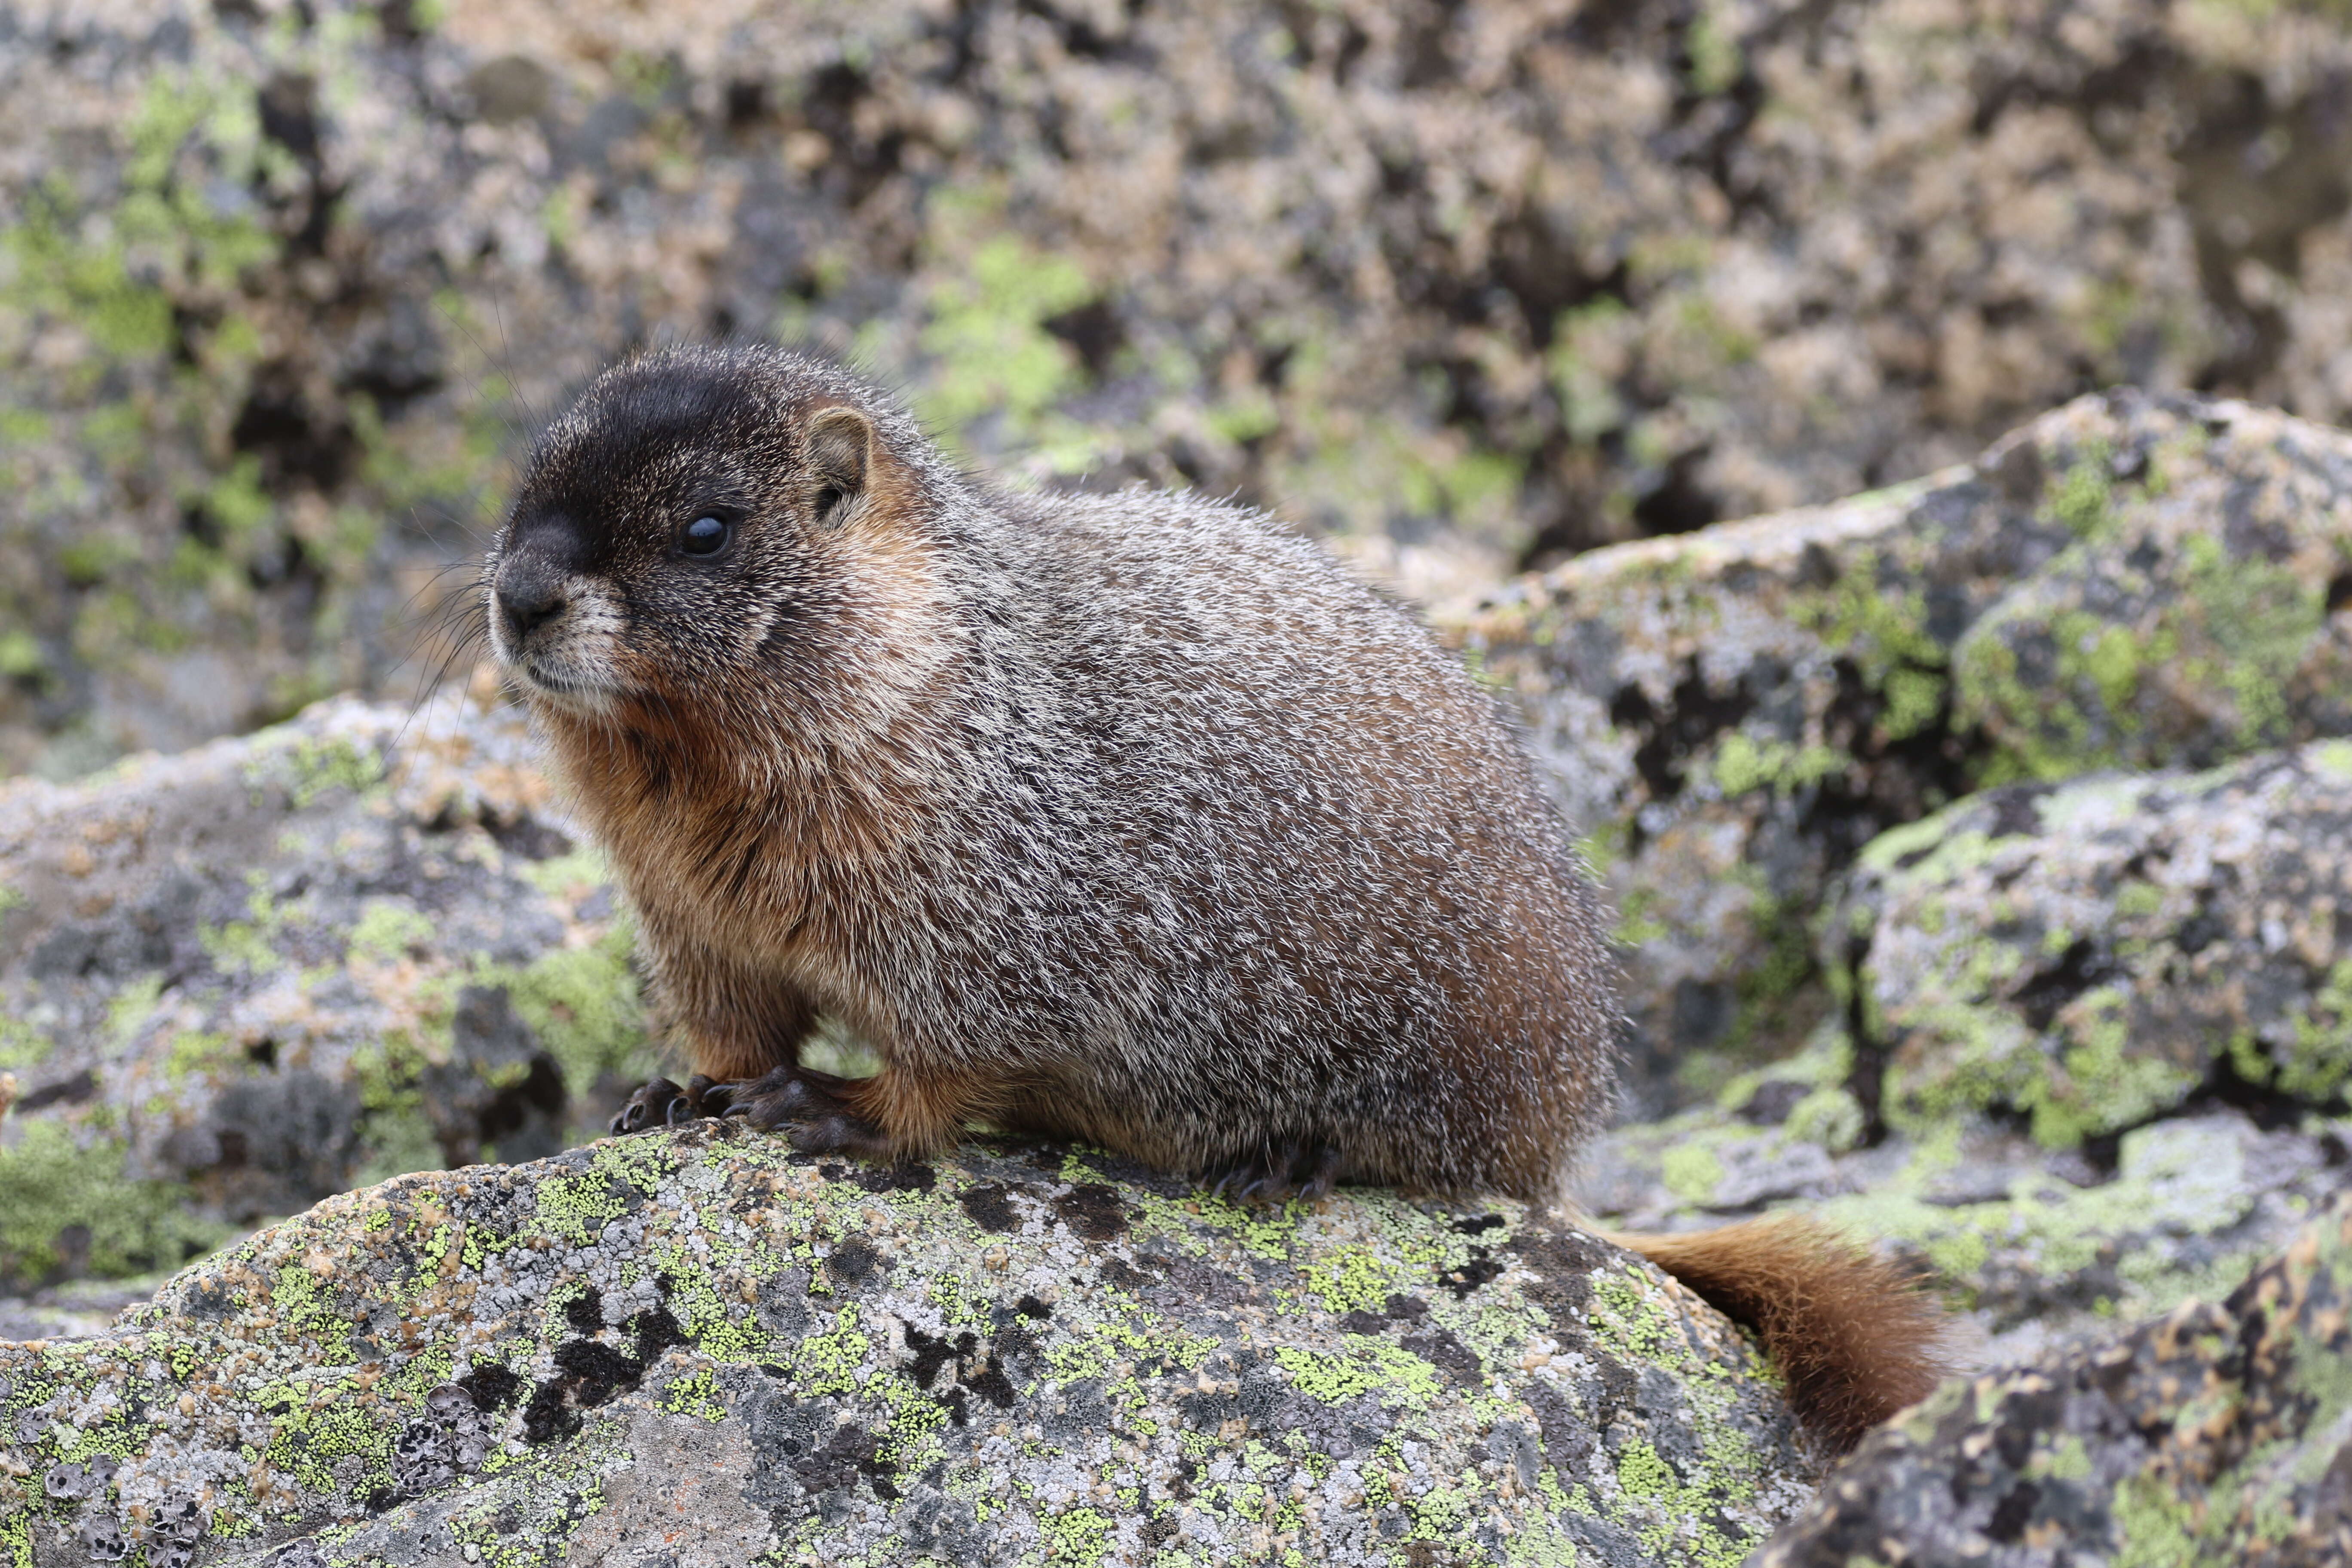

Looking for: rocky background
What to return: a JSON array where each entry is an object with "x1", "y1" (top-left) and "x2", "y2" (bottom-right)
[
  {"x1": 9, "y1": 0, "x2": 2352, "y2": 777},
  {"x1": 6, "y1": 0, "x2": 2352, "y2": 1562}
]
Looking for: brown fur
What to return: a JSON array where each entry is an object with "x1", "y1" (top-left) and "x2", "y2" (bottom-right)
[
  {"x1": 482, "y1": 346, "x2": 1951, "y2": 1452},
  {"x1": 1602, "y1": 1217, "x2": 1954, "y2": 1452}
]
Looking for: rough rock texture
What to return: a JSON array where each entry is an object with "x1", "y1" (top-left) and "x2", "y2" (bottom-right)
[
  {"x1": 1450, "y1": 390, "x2": 2352, "y2": 1106},
  {"x1": 1583, "y1": 1059, "x2": 2352, "y2": 1370},
  {"x1": 1753, "y1": 1190, "x2": 2352, "y2": 1568},
  {"x1": 1839, "y1": 741, "x2": 2352, "y2": 1151},
  {"x1": 0, "y1": 1125, "x2": 1826, "y2": 1567},
  {"x1": 0, "y1": 686, "x2": 654, "y2": 1289},
  {"x1": 1577, "y1": 738, "x2": 2352, "y2": 1365},
  {"x1": 12, "y1": 0, "x2": 2352, "y2": 774}
]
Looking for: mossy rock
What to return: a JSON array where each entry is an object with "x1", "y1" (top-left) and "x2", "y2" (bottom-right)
[
  {"x1": 1450, "y1": 392, "x2": 2352, "y2": 1112},
  {"x1": 1582, "y1": 1038, "x2": 2349, "y2": 1368},
  {"x1": 0, "y1": 1125, "x2": 1827, "y2": 1567},
  {"x1": 1838, "y1": 741, "x2": 2352, "y2": 1150},
  {"x1": 13, "y1": 0, "x2": 2352, "y2": 781},
  {"x1": 0, "y1": 692, "x2": 655, "y2": 1291}
]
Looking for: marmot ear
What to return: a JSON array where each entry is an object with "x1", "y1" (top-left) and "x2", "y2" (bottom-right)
[{"x1": 804, "y1": 405, "x2": 875, "y2": 525}]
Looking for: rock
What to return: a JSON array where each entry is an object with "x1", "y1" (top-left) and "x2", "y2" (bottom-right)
[
  {"x1": 0, "y1": 1125, "x2": 1827, "y2": 1566},
  {"x1": 1450, "y1": 391, "x2": 2352, "y2": 1108},
  {"x1": 0, "y1": 686, "x2": 653, "y2": 1289},
  {"x1": 1841, "y1": 740, "x2": 2352, "y2": 1149},
  {"x1": 12, "y1": 1, "x2": 2352, "y2": 775},
  {"x1": 1751, "y1": 1189, "x2": 2352, "y2": 1568},
  {"x1": 1578, "y1": 735, "x2": 2352, "y2": 1363},
  {"x1": 1582, "y1": 1045, "x2": 2352, "y2": 1367}
]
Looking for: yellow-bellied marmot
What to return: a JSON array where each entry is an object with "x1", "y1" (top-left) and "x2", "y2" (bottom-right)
[{"x1": 482, "y1": 346, "x2": 1947, "y2": 1451}]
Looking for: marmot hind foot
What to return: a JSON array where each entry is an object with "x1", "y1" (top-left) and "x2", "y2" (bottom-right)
[{"x1": 1200, "y1": 1137, "x2": 1342, "y2": 1204}]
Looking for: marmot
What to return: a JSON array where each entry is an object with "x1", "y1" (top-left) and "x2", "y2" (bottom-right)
[{"x1": 482, "y1": 345, "x2": 1948, "y2": 1451}]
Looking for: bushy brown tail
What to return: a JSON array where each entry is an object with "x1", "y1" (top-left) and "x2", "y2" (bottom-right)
[{"x1": 1602, "y1": 1214, "x2": 1955, "y2": 1454}]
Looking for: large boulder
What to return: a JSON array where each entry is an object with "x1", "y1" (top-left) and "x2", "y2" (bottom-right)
[
  {"x1": 12, "y1": 0, "x2": 2352, "y2": 774},
  {"x1": 1579, "y1": 738, "x2": 2352, "y2": 1365},
  {"x1": 0, "y1": 1127, "x2": 1827, "y2": 1567},
  {"x1": 1752, "y1": 1189, "x2": 2352, "y2": 1568},
  {"x1": 1450, "y1": 391, "x2": 2352, "y2": 1106},
  {"x1": 0, "y1": 688, "x2": 653, "y2": 1289},
  {"x1": 1838, "y1": 740, "x2": 2352, "y2": 1150}
]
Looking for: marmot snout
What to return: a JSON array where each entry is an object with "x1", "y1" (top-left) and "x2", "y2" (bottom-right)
[{"x1": 484, "y1": 345, "x2": 1949, "y2": 1451}]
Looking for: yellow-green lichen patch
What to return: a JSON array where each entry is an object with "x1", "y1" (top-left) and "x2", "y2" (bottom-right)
[
  {"x1": 657, "y1": 1367, "x2": 726, "y2": 1422},
  {"x1": 1298, "y1": 1245, "x2": 1402, "y2": 1315},
  {"x1": 1273, "y1": 1338, "x2": 1441, "y2": 1409}
]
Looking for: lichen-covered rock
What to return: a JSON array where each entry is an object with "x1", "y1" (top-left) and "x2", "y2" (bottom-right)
[
  {"x1": 1839, "y1": 740, "x2": 2352, "y2": 1150},
  {"x1": 1578, "y1": 739, "x2": 2352, "y2": 1362},
  {"x1": 1581, "y1": 1028, "x2": 2352, "y2": 1367},
  {"x1": 1751, "y1": 1189, "x2": 2352, "y2": 1568},
  {"x1": 0, "y1": 1126, "x2": 1827, "y2": 1567},
  {"x1": 12, "y1": 0, "x2": 2352, "y2": 777},
  {"x1": 1450, "y1": 391, "x2": 2352, "y2": 1107},
  {"x1": 0, "y1": 687, "x2": 653, "y2": 1288}
]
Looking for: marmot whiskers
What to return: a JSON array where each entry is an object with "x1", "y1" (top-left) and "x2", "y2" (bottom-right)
[{"x1": 483, "y1": 346, "x2": 1948, "y2": 1451}]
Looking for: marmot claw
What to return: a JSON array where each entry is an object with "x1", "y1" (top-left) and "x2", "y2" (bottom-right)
[
  {"x1": 608, "y1": 1077, "x2": 689, "y2": 1135},
  {"x1": 1203, "y1": 1138, "x2": 1341, "y2": 1205},
  {"x1": 610, "y1": 1066, "x2": 890, "y2": 1156}
]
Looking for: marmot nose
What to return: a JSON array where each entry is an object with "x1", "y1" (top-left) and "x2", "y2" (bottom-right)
[{"x1": 495, "y1": 566, "x2": 567, "y2": 642}]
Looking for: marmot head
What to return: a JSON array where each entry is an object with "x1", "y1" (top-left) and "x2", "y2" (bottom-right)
[{"x1": 484, "y1": 346, "x2": 947, "y2": 732}]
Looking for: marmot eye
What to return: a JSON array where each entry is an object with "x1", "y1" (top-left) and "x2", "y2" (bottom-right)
[{"x1": 678, "y1": 515, "x2": 730, "y2": 556}]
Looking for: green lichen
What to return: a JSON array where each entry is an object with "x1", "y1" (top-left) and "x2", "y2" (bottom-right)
[
  {"x1": 1045, "y1": 1505, "x2": 1115, "y2": 1567},
  {"x1": 1784, "y1": 1086, "x2": 1866, "y2": 1155},
  {"x1": 1589, "y1": 1271, "x2": 1677, "y2": 1362},
  {"x1": 1706, "y1": 732, "x2": 1847, "y2": 798},
  {"x1": 1611, "y1": 1435, "x2": 1750, "y2": 1567},
  {"x1": 349, "y1": 898, "x2": 436, "y2": 962},
  {"x1": 1298, "y1": 1245, "x2": 1398, "y2": 1315},
  {"x1": 262, "y1": 1387, "x2": 392, "y2": 1495},
  {"x1": 1611, "y1": 884, "x2": 1670, "y2": 948},
  {"x1": 2273, "y1": 959, "x2": 2352, "y2": 1101},
  {"x1": 0, "y1": 1120, "x2": 227, "y2": 1285},
  {"x1": 2024, "y1": 986, "x2": 2204, "y2": 1148},
  {"x1": 1792, "y1": 547, "x2": 1949, "y2": 740},
  {"x1": 1661, "y1": 1143, "x2": 1724, "y2": 1204},
  {"x1": 162, "y1": 1029, "x2": 236, "y2": 1082},
  {"x1": 916, "y1": 217, "x2": 1100, "y2": 466},
  {"x1": 1272, "y1": 1338, "x2": 1440, "y2": 1408},
  {"x1": 480, "y1": 919, "x2": 652, "y2": 1100},
  {"x1": 658, "y1": 1366, "x2": 727, "y2": 1422},
  {"x1": 197, "y1": 873, "x2": 289, "y2": 977},
  {"x1": 2046, "y1": 442, "x2": 2114, "y2": 537},
  {"x1": 2109, "y1": 1470, "x2": 2206, "y2": 1566},
  {"x1": 793, "y1": 1306, "x2": 873, "y2": 1397}
]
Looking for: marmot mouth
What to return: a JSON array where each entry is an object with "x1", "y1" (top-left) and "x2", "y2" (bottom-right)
[{"x1": 521, "y1": 659, "x2": 624, "y2": 706}]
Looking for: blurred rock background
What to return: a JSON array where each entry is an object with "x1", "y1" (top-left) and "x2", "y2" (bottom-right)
[
  {"x1": 8, "y1": 0, "x2": 2352, "y2": 777},
  {"x1": 2, "y1": 0, "x2": 2350, "y2": 1455}
]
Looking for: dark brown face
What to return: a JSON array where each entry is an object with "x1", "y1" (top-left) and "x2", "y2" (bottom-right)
[{"x1": 485, "y1": 352, "x2": 886, "y2": 719}]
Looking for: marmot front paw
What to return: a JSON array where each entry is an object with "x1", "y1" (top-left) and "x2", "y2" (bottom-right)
[
  {"x1": 607, "y1": 1068, "x2": 891, "y2": 1158},
  {"x1": 708, "y1": 1066, "x2": 893, "y2": 1158},
  {"x1": 608, "y1": 1077, "x2": 698, "y2": 1133}
]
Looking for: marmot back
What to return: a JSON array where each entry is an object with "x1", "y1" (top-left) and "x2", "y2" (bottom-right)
[{"x1": 483, "y1": 345, "x2": 1948, "y2": 1452}]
